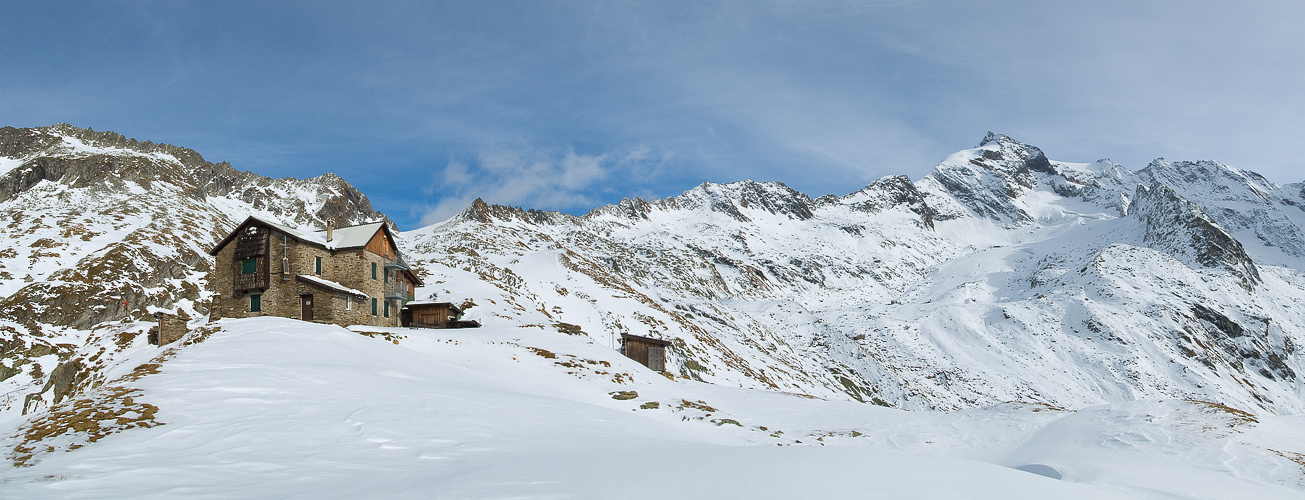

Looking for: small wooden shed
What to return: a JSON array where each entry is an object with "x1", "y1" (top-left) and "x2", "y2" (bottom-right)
[
  {"x1": 620, "y1": 333, "x2": 672, "y2": 372},
  {"x1": 401, "y1": 301, "x2": 479, "y2": 329}
]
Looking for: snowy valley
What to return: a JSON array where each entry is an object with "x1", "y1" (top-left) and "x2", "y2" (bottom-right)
[{"x1": 1, "y1": 124, "x2": 1304, "y2": 498}]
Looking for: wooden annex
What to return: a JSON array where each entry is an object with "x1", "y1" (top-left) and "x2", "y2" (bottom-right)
[
  {"x1": 400, "y1": 301, "x2": 481, "y2": 329},
  {"x1": 620, "y1": 333, "x2": 672, "y2": 372},
  {"x1": 208, "y1": 216, "x2": 423, "y2": 328}
]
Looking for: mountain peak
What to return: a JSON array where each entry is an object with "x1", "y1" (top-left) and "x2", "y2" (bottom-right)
[
  {"x1": 978, "y1": 131, "x2": 1010, "y2": 147},
  {"x1": 455, "y1": 197, "x2": 575, "y2": 226},
  {"x1": 675, "y1": 180, "x2": 814, "y2": 221}
]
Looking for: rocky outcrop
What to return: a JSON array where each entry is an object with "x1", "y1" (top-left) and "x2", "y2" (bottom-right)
[
  {"x1": 457, "y1": 198, "x2": 578, "y2": 225},
  {"x1": 827, "y1": 175, "x2": 937, "y2": 229},
  {"x1": 0, "y1": 124, "x2": 382, "y2": 227},
  {"x1": 664, "y1": 181, "x2": 816, "y2": 222},
  {"x1": 0, "y1": 124, "x2": 387, "y2": 329},
  {"x1": 1132, "y1": 184, "x2": 1260, "y2": 287}
]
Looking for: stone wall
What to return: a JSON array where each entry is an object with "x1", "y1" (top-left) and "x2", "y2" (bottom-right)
[{"x1": 157, "y1": 312, "x2": 189, "y2": 345}]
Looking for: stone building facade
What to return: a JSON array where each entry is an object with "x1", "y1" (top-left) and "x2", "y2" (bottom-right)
[{"x1": 209, "y1": 216, "x2": 422, "y2": 328}]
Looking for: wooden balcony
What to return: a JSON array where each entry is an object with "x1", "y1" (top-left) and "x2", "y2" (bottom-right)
[{"x1": 234, "y1": 270, "x2": 269, "y2": 292}]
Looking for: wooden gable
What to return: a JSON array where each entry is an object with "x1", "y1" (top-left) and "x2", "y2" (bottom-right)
[{"x1": 365, "y1": 227, "x2": 397, "y2": 259}]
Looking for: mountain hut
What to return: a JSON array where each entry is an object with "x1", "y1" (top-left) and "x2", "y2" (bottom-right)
[{"x1": 207, "y1": 215, "x2": 423, "y2": 328}]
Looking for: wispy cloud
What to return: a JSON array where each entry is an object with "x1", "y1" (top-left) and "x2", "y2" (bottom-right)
[
  {"x1": 416, "y1": 145, "x2": 670, "y2": 226},
  {"x1": 7, "y1": 1, "x2": 1305, "y2": 230}
]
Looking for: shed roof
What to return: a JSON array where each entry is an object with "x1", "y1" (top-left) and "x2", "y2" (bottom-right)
[
  {"x1": 401, "y1": 301, "x2": 463, "y2": 315},
  {"x1": 296, "y1": 275, "x2": 368, "y2": 298},
  {"x1": 620, "y1": 333, "x2": 673, "y2": 347}
]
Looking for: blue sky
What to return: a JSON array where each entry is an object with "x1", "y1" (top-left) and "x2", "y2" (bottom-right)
[{"x1": 3, "y1": 1, "x2": 1302, "y2": 229}]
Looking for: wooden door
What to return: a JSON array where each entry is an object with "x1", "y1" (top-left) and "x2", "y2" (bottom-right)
[
  {"x1": 301, "y1": 294, "x2": 314, "y2": 321},
  {"x1": 648, "y1": 345, "x2": 665, "y2": 372},
  {"x1": 624, "y1": 341, "x2": 649, "y2": 367}
]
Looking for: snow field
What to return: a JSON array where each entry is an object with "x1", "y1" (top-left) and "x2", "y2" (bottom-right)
[{"x1": 3, "y1": 317, "x2": 1304, "y2": 499}]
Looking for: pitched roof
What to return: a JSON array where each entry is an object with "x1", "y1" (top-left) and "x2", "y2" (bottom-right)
[
  {"x1": 209, "y1": 215, "x2": 424, "y2": 286},
  {"x1": 209, "y1": 216, "x2": 389, "y2": 255}
]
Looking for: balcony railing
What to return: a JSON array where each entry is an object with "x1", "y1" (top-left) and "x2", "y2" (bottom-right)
[{"x1": 384, "y1": 282, "x2": 414, "y2": 302}]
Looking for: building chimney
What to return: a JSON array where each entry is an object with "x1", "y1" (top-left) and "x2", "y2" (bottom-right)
[{"x1": 326, "y1": 223, "x2": 334, "y2": 242}]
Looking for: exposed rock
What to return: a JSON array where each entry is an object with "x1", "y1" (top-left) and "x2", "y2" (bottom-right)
[
  {"x1": 1132, "y1": 184, "x2": 1260, "y2": 287},
  {"x1": 830, "y1": 175, "x2": 937, "y2": 229},
  {"x1": 0, "y1": 124, "x2": 386, "y2": 329}
]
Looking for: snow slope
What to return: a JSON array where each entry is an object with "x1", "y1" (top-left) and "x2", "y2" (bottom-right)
[
  {"x1": 401, "y1": 133, "x2": 1305, "y2": 414},
  {"x1": 4, "y1": 318, "x2": 1303, "y2": 499}
]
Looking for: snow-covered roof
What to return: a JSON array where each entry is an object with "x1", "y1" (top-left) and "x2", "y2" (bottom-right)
[
  {"x1": 254, "y1": 216, "x2": 386, "y2": 251},
  {"x1": 297, "y1": 275, "x2": 368, "y2": 298},
  {"x1": 325, "y1": 223, "x2": 386, "y2": 249},
  {"x1": 210, "y1": 215, "x2": 390, "y2": 254},
  {"x1": 403, "y1": 300, "x2": 442, "y2": 306},
  {"x1": 401, "y1": 300, "x2": 461, "y2": 312}
]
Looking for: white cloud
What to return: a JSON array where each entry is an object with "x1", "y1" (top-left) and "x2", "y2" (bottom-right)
[{"x1": 416, "y1": 145, "x2": 669, "y2": 227}]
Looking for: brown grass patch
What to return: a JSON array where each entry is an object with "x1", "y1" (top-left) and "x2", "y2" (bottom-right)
[
  {"x1": 1185, "y1": 399, "x2": 1259, "y2": 426},
  {"x1": 9, "y1": 386, "x2": 162, "y2": 467},
  {"x1": 678, "y1": 399, "x2": 719, "y2": 413}
]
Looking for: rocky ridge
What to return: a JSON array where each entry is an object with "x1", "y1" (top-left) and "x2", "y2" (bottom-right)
[
  {"x1": 404, "y1": 133, "x2": 1305, "y2": 413},
  {"x1": 0, "y1": 124, "x2": 384, "y2": 416}
]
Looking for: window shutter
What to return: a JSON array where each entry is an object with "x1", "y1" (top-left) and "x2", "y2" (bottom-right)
[
  {"x1": 315, "y1": 257, "x2": 322, "y2": 275},
  {"x1": 384, "y1": 300, "x2": 390, "y2": 317},
  {"x1": 241, "y1": 258, "x2": 257, "y2": 275},
  {"x1": 371, "y1": 297, "x2": 377, "y2": 315},
  {"x1": 371, "y1": 262, "x2": 377, "y2": 280},
  {"x1": 250, "y1": 294, "x2": 261, "y2": 312}
]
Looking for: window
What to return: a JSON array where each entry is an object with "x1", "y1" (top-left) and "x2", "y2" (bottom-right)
[
  {"x1": 384, "y1": 268, "x2": 389, "y2": 283},
  {"x1": 371, "y1": 297, "x2": 377, "y2": 316},
  {"x1": 250, "y1": 294, "x2": 261, "y2": 312},
  {"x1": 371, "y1": 262, "x2": 377, "y2": 280},
  {"x1": 241, "y1": 258, "x2": 257, "y2": 274},
  {"x1": 345, "y1": 296, "x2": 352, "y2": 310},
  {"x1": 315, "y1": 256, "x2": 322, "y2": 275},
  {"x1": 383, "y1": 300, "x2": 390, "y2": 317}
]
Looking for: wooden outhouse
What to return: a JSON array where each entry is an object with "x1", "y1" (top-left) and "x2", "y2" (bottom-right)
[
  {"x1": 620, "y1": 333, "x2": 672, "y2": 372},
  {"x1": 401, "y1": 301, "x2": 479, "y2": 329}
]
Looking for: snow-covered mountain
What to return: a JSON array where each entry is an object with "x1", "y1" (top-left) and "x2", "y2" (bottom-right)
[
  {"x1": 404, "y1": 132, "x2": 1305, "y2": 414},
  {"x1": 2, "y1": 125, "x2": 1305, "y2": 497},
  {"x1": 0, "y1": 124, "x2": 384, "y2": 414}
]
